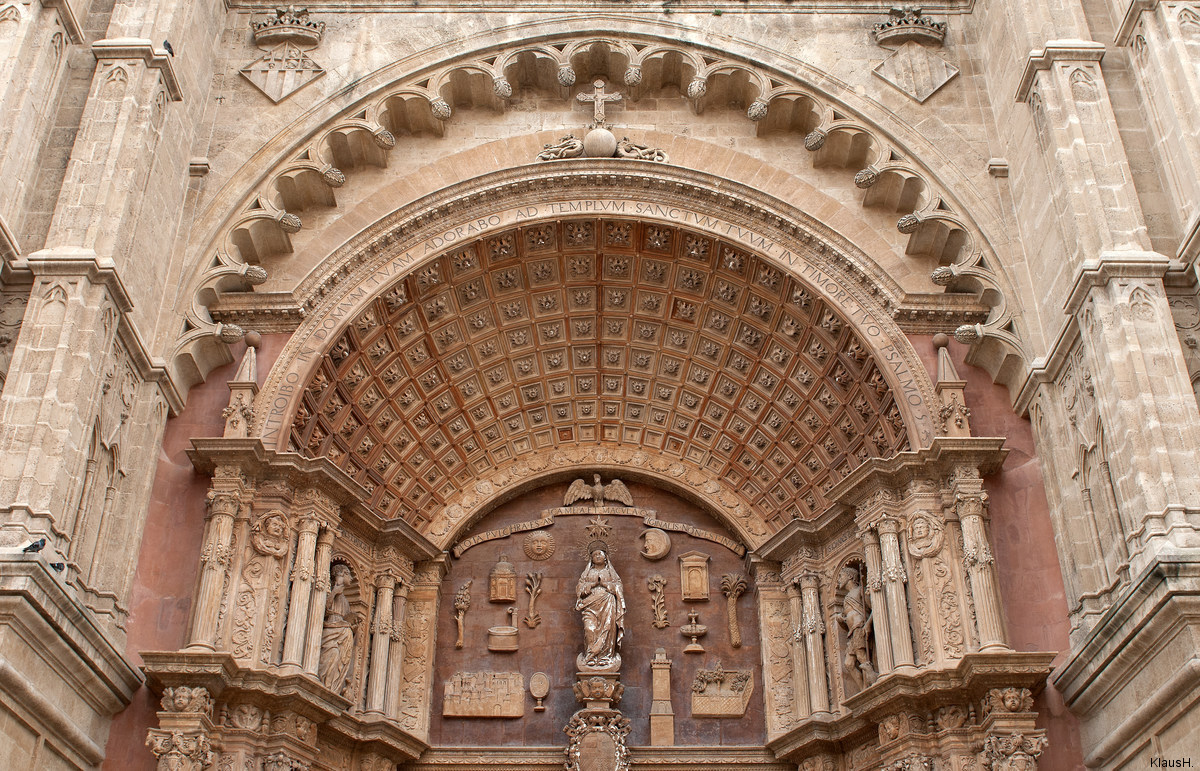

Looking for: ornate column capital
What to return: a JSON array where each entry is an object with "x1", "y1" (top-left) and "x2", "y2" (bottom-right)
[
  {"x1": 145, "y1": 729, "x2": 213, "y2": 771},
  {"x1": 979, "y1": 730, "x2": 1048, "y2": 770}
]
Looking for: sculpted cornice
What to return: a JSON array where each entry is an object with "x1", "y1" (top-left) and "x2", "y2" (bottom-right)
[
  {"x1": 187, "y1": 438, "x2": 439, "y2": 561},
  {"x1": 766, "y1": 651, "x2": 1056, "y2": 761},
  {"x1": 825, "y1": 437, "x2": 1008, "y2": 511},
  {"x1": 140, "y1": 650, "x2": 427, "y2": 762}
]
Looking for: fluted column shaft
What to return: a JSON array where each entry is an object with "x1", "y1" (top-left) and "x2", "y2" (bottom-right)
[
  {"x1": 188, "y1": 490, "x2": 239, "y2": 649},
  {"x1": 957, "y1": 490, "x2": 1008, "y2": 650},
  {"x1": 385, "y1": 582, "x2": 410, "y2": 719},
  {"x1": 878, "y1": 518, "x2": 915, "y2": 668},
  {"x1": 366, "y1": 575, "x2": 396, "y2": 713},
  {"x1": 799, "y1": 572, "x2": 829, "y2": 714},
  {"x1": 786, "y1": 583, "x2": 812, "y2": 719},
  {"x1": 302, "y1": 528, "x2": 337, "y2": 674},
  {"x1": 860, "y1": 526, "x2": 894, "y2": 675},
  {"x1": 282, "y1": 516, "x2": 320, "y2": 667}
]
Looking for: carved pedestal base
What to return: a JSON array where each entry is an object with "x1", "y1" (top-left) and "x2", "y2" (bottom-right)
[
  {"x1": 564, "y1": 708, "x2": 631, "y2": 771},
  {"x1": 574, "y1": 672, "x2": 624, "y2": 710}
]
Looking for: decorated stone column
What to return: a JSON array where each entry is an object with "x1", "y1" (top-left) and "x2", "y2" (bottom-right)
[
  {"x1": 282, "y1": 512, "x2": 321, "y2": 668},
  {"x1": 302, "y1": 527, "x2": 337, "y2": 675},
  {"x1": 187, "y1": 485, "x2": 241, "y2": 650},
  {"x1": 1068, "y1": 265, "x2": 1200, "y2": 571},
  {"x1": 798, "y1": 571, "x2": 830, "y2": 714},
  {"x1": 365, "y1": 572, "x2": 397, "y2": 713},
  {"x1": 648, "y1": 648, "x2": 674, "y2": 746},
  {"x1": 877, "y1": 518, "x2": 915, "y2": 668},
  {"x1": 785, "y1": 581, "x2": 812, "y2": 719},
  {"x1": 952, "y1": 470, "x2": 1008, "y2": 651},
  {"x1": 859, "y1": 524, "x2": 894, "y2": 675},
  {"x1": 385, "y1": 580, "x2": 410, "y2": 719},
  {"x1": 145, "y1": 687, "x2": 214, "y2": 771}
]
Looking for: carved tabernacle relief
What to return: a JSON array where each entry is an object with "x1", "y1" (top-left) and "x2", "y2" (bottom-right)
[
  {"x1": 489, "y1": 554, "x2": 517, "y2": 603},
  {"x1": 680, "y1": 551, "x2": 711, "y2": 601},
  {"x1": 691, "y1": 663, "x2": 754, "y2": 717},
  {"x1": 443, "y1": 672, "x2": 525, "y2": 717},
  {"x1": 576, "y1": 544, "x2": 625, "y2": 672}
]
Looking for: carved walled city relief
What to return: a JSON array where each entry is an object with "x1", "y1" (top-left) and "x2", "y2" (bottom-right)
[
  {"x1": 443, "y1": 672, "x2": 525, "y2": 717},
  {"x1": 691, "y1": 663, "x2": 754, "y2": 717}
]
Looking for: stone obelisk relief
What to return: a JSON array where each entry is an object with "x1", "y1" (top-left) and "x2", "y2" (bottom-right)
[{"x1": 565, "y1": 480, "x2": 632, "y2": 771}]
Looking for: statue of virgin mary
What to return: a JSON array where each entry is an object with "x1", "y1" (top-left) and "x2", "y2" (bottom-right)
[{"x1": 575, "y1": 542, "x2": 625, "y2": 672}]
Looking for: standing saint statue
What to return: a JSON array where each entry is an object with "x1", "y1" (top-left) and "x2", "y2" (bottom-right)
[
  {"x1": 833, "y1": 564, "x2": 877, "y2": 690},
  {"x1": 319, "y1": 563, "x2": 357, "y2": 695},
  {"x1": 575, "y1": 543, "x2": 625, "y2": 672}
]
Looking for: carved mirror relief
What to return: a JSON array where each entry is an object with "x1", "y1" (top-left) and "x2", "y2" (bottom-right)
[{"x1": 432, "y1": 479, "x2": 763, "y2": 746}]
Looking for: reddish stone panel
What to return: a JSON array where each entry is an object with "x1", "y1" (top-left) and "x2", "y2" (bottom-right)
[
  {"x1": 911, "y1": 333, "x2": 1084, "y2": 770},
  {"x1": 431, "y1": 481, "x2": 764, "y2": 747},
  {"x1": 101, "y1": 334, "x2": 290, "y2": 770}
]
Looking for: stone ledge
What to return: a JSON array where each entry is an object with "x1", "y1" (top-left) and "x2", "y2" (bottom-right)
[
  {"x1": 0, "y1": 554, "x2": 143, "y2": 765},
  {"x1": 1014, "y1": 39, "x2": 1106, "y2": 102},
  {"x1": 141, "y1": 649, "x2": 428, "y2": 762},
  {"x1": 408, "y1": 746, "x2": 791, "y2": 771},
  {"x1": 91, "y1": 38, "x2": 183, "y2": 101},
  {"x1": 766, "y1": 651, "x2": 1055, "y2": 760}
]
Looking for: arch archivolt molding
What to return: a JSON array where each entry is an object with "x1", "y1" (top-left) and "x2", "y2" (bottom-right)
[
  {"x1": 178, "y1": 23, "x2": 1022, "y2": 389},
  {"x1": 252, "y1": 163, "x2": 939, "y2": 548}
]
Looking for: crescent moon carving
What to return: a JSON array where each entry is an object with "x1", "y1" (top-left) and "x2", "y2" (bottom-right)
[{"x1": 640, "y1": 528, "x2": 672, "y2": 560}]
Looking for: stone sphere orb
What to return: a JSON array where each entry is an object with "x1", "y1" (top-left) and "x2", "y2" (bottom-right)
[{"x1": 583, "y1": 128, "x2": 617, "y2": 158}]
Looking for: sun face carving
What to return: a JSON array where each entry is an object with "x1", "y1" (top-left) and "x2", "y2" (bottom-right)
[{"x1": 288, "y1": 220, "x2": 909, "y2": 530}]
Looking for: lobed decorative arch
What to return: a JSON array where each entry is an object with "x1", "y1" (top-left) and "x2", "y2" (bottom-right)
[{"x1": 173, "y1": 19, "x2": 1026, "y2": 395}]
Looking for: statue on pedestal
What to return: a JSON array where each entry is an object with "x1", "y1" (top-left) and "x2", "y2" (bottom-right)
[
  {"x1": 576, "y1": 543, "x2": 625, "y2": 672},
  {"x1": 319, "y1": 563, "x2": 357, "y2": 695}
]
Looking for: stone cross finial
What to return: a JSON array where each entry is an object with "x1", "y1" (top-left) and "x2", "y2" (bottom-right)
[{"x1": 576, "y1": 80, "x2": 622, "y2": 127}]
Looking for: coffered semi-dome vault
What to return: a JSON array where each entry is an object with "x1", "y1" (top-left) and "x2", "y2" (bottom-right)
[{"x1": 282, "y1": 216, "x2": 917, "y2": 543}]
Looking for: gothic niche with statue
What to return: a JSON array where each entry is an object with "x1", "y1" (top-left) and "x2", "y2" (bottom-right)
[{"x1": 432, "y1": 478, "x2": 764, "y2": 747}]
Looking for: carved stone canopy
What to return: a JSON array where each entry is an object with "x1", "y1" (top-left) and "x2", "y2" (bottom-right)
[{"x1": 287, "y1": 219, "x2": 912, "y2": 534}]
